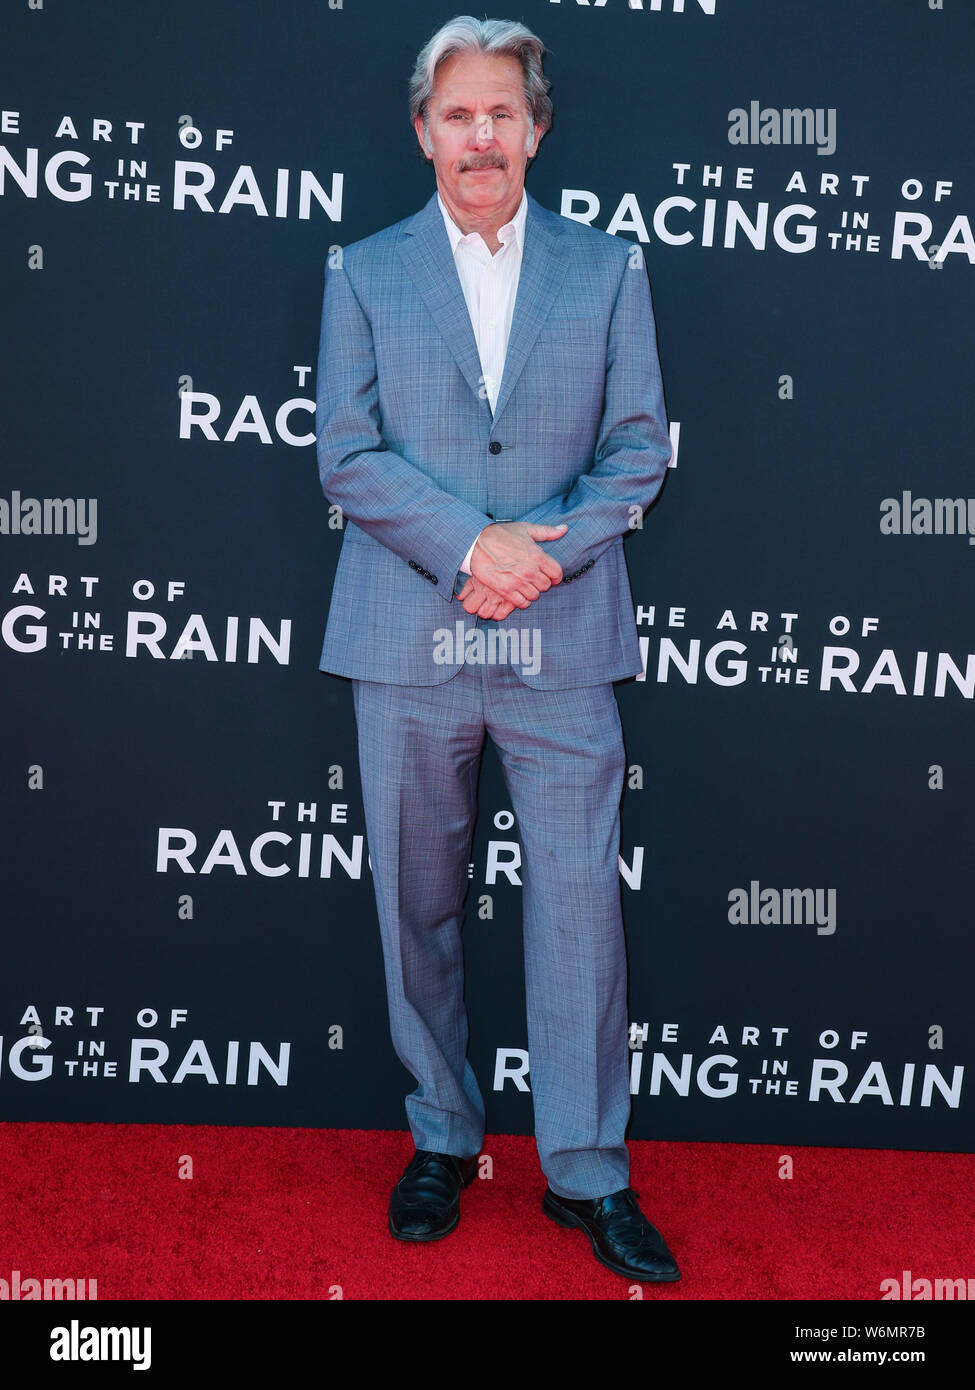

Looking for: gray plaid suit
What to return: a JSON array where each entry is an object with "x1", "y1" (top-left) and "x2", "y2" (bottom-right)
[{"x1": 315, "y1": 188, "x2": 670, "y2": 1198}]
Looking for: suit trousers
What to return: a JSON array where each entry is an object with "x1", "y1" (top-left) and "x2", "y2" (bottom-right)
[{"x1": 351, "y1": 639, "x2": 633, "y2": 1201}]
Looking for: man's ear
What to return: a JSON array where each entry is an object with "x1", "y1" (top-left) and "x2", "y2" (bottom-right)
[
  {"x1": 525, "y1": 124, "x2": 546, "y2": 171},
  {"x1": 413, "y1": 115, "x2": 432, "y2": 162}
]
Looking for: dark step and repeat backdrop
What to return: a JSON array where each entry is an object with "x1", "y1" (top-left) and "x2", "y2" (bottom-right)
[{"x1": 2, "y1": 0, "x2": 972, "y2": 1151}]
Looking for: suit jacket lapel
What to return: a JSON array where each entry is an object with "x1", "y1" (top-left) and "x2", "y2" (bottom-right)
[
  {"x1": 397, "y1": 192, "x2": 490, "y2": 421},
  {"x1": 492, "y1": 191, "x2": 569, "y2": 428},
  {"x1": 397, "y1": 188, "x2": 570, "y2": 429}
]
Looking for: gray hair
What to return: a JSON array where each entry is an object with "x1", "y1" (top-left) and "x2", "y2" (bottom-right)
[{"x1": 409, "y1": 15, "x2": 553, "y2": 158}]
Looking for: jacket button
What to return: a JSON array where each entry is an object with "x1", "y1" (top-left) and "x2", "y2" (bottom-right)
[{"x1": 488, "y1": 441, "x2": 502, "y2": 455}]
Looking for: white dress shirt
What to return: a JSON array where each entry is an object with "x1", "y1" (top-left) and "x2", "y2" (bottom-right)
[{"x1": 437, "y1": 187, "x2": 528, "y2": 575}]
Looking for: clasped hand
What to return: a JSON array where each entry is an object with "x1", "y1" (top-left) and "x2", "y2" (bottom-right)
[{"x1": 455, "y1": 521, "x2": 567, "y2": 620}]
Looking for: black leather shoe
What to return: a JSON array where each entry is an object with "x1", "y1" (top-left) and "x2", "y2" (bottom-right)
[
  {"x1": 388, "y1": 1149, "x2": 478, "y2": 1242},
  {"x1": 543, "y1": 1186, "x2": 681, "y2": 1282}
]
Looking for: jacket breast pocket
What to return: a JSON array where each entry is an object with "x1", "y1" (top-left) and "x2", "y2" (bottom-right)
[{"x1": 539, "y1": 315, "x2": 605, "y2": 356}]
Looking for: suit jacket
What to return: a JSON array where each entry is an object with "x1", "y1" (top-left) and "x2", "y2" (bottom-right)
[{"x1": 315, "y1": 188, "x2": 671, "y2": 689}]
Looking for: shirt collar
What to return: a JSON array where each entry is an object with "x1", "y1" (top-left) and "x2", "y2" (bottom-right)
[{"x1": 437, "y1": 186, "x2": 528, "y2": 256}]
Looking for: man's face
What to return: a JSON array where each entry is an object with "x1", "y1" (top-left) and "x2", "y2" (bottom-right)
[{"x1": 414, "y1": 51, "x2": 542, "y2": 217}]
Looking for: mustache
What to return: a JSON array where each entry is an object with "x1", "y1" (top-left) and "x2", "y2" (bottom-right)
[{"x1": 459, "y1": 155, "x2": 508, "y2": 171}]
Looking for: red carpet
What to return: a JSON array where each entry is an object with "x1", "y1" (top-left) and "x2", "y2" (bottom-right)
[{"x1": 1, "y1": 1123, "x2": 971, "y2": 1301}]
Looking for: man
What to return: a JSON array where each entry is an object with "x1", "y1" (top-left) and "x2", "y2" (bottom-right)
[{"x1": 315, "y1": 15, "x2": 679, "y2": 1283}]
